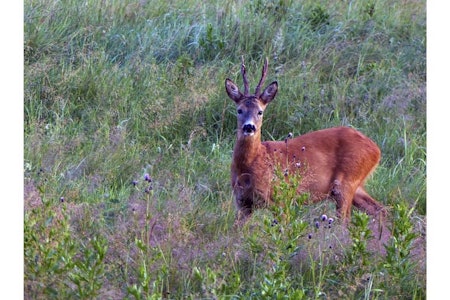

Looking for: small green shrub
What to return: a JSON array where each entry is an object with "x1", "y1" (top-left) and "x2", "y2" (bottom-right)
[
  {"x1": 69, "y1": 237, "x2": 108, "y2": 299},
  {"x1": 241, "y1": 167, "x2": 309, "y2": 298},
  {"x1": 383, "y1": 201, "x2": 422, "y2": 296},
  {"x1": 24, "y1": 200, "x2": 77, "y2": 298},
  {"x1": 199, "y1": 23, "x2": 225, "y2": 62},
  {"x1": 24, "y1": 200, "x2": 108, "y2": 299},
  {"x1": 305, "y1": 5, "x2": 330, "y2": 31},
  {"x1": 346, "y1": 211, "x2": 372, "y2": 267}
]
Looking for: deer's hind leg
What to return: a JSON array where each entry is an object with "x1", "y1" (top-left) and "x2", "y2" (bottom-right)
[
  {"x1": 352, "y1": 186, "x2": 385, "y2": 217},
  {"x1": 330, "y1": 179, "x2": 358, "y2": 222}
]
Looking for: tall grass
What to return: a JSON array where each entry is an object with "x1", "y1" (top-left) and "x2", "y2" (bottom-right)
[{"x1": 24, "y1": 0, "x2": 426, "y2": 298}]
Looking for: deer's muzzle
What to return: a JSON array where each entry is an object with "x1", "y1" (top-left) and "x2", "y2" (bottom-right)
[{"x1": 243, "y1": 124, "x2": 256, "y2": 135}]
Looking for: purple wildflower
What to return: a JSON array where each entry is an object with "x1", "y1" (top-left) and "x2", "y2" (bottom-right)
[
  {"x1": 144, "y1": 185, "x2": 153, "y2": 194},
  {"x1": 144, "y1": 173, "x2": 152, "y2": 182}
]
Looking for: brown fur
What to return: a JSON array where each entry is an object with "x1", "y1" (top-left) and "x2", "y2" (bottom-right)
[{"x1": 226, "y1": 58, "x2": 385, "y2": 223}]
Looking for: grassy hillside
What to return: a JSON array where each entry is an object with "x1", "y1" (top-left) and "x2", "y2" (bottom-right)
[{"x1": 24, "y1": 0, "x2": 426, "y2": 298}]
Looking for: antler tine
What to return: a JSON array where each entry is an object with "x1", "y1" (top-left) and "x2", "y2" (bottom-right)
[
  {"x1": 241, "y1": 56, "x2": 250, "y2": 96},
  {"x1": 255, "y1": 57, "x2": 268, "y2": 97}
]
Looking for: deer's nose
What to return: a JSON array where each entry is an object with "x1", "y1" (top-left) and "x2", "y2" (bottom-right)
[{"x1": 243, "y1": 123, "x2": 256, "y2": 135}]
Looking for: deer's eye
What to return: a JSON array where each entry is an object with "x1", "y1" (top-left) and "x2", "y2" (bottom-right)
[
  {"x1": 258, "y1": 111, "x2": 263, "y2": 116},
  {"x1": 237, "y1": 109, "x2": 243, "y2": 114}
]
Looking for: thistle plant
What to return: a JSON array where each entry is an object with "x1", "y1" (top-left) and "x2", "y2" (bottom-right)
[
  {"x1": 127, "y1": 173, "x2": 169, "y2": 300},
  {"x1": 383, "y1": 201, "x2": 420, "y2": 295},
  {"x1": 244, "y1": 166, "x2": 309, "y2": 299},
  {"x1": 69, "y1": 236, "x2": 108, "y2": 299},
  {"x1": 346, "y1": 210, "x2": 372, "y2": 267}
]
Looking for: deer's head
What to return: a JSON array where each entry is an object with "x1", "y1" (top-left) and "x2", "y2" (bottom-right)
[{"x1": 225, "y1": 58, "x2": 278, "y2": 138}]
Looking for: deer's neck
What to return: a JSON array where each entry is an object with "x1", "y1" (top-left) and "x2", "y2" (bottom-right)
[{"x1": 233, "y1": 134, "x2": 265, "y2": 166}]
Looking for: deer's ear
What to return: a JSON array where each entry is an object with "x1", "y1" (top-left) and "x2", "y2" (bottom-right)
[
  {"x1": 260, "y1": 81, "x2": 278, "y2": 104},
  {"x1": 225, "y1": 78, "x2": 243, "y2": 103}
]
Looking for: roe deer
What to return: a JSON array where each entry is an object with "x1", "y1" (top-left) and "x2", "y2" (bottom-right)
[{"x1": 226, "y1": 57, "x2": 385, "y2": 223}]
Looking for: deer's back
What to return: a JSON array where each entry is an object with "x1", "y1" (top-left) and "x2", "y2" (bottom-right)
[{"x1": 262, "y1": 126, "x2": 380, "y2": 198}]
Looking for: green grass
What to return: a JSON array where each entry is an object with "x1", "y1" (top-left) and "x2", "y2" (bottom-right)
[{"x1": 24, "y1": 0, "x2": 426, "y2": 298}]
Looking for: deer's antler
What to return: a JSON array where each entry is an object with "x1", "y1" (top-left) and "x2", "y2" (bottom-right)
[
  {"x1": 241, "y1": 56, "x2": 250, "y2": 96},
  {"x1": 255, "y1": 57, "x2": 268, "y2": 97}
]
